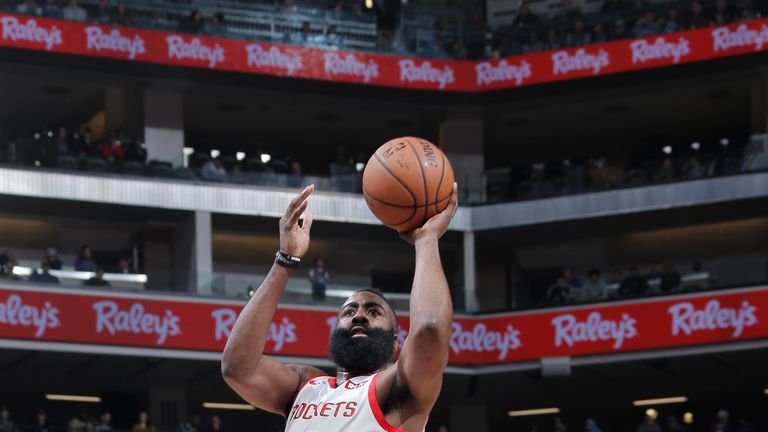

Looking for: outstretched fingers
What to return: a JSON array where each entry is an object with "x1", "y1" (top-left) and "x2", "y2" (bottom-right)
[
  {"x1": 301, "y1": 210, "x2": 314, "y2": 233},
  {"x1": 283, "y1": 185, "x2": 314, "y2": 226}
]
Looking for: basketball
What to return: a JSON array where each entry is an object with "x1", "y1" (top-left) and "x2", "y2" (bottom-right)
[{"x1": 362, "y1": 137, "x2": 455, "y2": 232}]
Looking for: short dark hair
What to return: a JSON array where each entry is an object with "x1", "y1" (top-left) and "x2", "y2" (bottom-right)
[{"x1": 351, "y1": 288, "x2": 399, "y2": 335}]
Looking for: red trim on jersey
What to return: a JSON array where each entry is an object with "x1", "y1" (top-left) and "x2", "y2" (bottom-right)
[{"x1": 368, "y1": 372, "x2": 408, "y2": 432}]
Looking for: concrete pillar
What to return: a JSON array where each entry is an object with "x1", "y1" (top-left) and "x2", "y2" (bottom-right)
[
  {"x1": 463, "y1": 230, "x2": 478, "y2": 313},
  {"x1": 194, "y1": 211, "x2": 214, "y2": 295},
  {"x1": 144, "y1": 88, "x2": 185, "y2": 167},
  {"x1": 105, "y1": 86, "x2": 143, "y2": 138},
  {"x1": 441, "y1": 105, "x2": 485, "y2": 203},
  {"x1": 172, "y1": 211, "x2": 213, "y2": 295},
  {"x1": 148, "y1": 388, "x2": 187, "y2": 432}
]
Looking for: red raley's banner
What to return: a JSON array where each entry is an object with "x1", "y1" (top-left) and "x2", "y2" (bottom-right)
[
  {"x1": 0, "y1": 284, "x2": 764, "y2": 365},
  {"x1": 0, "y1": 13, "x2": 766, "y2": 92}
]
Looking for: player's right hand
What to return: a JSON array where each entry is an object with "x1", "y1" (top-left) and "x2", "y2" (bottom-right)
[{"x1": 279, "y1": 185, "x2": 314, "y2": 257}]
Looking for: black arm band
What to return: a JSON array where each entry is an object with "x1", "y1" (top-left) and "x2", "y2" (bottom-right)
[{"x1": 275, "y1": 250, "x2": 301, "y2": 268}]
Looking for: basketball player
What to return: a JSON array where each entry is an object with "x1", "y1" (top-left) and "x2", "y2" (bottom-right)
[{"x1": 222, "y1": 182, "x2": 458, "y2": 432}]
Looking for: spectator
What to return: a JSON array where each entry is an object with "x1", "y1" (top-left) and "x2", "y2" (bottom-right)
[
  {"x1": 0, "y1": 261, "x2": 20, "y2": 281},
  {"x1": 638, "y1": 413, "x2": 662, "y2": 432},
  {"x1": 544, "y1": 28, "x2": 562, "y2": 50},
  {"x1": 68, "y1": 409, "x2": 95, "y2": 432},
  {"x1": 584, "y1": 269, "x2": 607, "y2": 301},
  {"x1": 714, "y1": 0, "x2": 736, "y2": 24},
  {"x1": 84, "y1": 269, "x2": 111, "y2": 288},
  {"x1": 100, "y1": 135, "x2": 126, "y2": 162},
  {"x1": 94, "y1": 0, "x2": 114, "y2": 25},
  {"x1": 665, "y1": 7, "x2": 683, "y2": 33},
  {"x1": 688, "y1": 1, "x2": 710, "y2": 29},
  {"x1": 619, "y1": 265, "x2": 649, "y2": 297},
  {"x1": 656, "y1": 263, "x2": 681, "y2": 293},
  {"x1": 609, "y1": 267, "x2": 624, "y2": 285},
  {"x1": 33, "y1": 409, "x2": 48, "y2": 432},
  {"x1": 0, "y1": 249, "x2": 13, "y2": 269},
  {"x1": 117, "y1": 257, "x2": 131, "y2": 274},
  {"x1": 45, "y1": 248, "x2": 62, "y2": 270},
  {"x1": 178, "y1": 415, "x2": 200, "y2": 432},
  {"x1": 309, "y1": 257, "x2": 330, "y2": 302},
  {"x1": 611, "y1": 19, "x2": 628, "y2": 40},
  {"x1": 0, "y1": 406, "x2": 17, "y2": 432},
  {"x1": 320, "y1": 24, "x2": 343, "y2": 47},
  {"x1": 207, "y1": 416, "x2": 221, "y2": 432},
  {"x1": 633, "y1": 16, "x2": 654, "y2": 37},
  {"x1": 201, "y1": 157, "x2": 227, "y2": 182},
  {"x1": 178, "y1": 9, "x2": 204, "y2": 34},
  {"x1": 601, "y1": 0, "x2": 627, "y2": 14},
  {"x1": 132, "y1": 412, "x2": 155, "y2": 432},
  {"x1": 55, "y1": 127, "x2": 70, "y2": 155},
  {"x1": 563, "y1": 268, "x2": 582, "y2": 287},
  {"x1": 565, "y1": 18, "x2": 591, "y2": 46},
  {"x1": 512, "y1": 2, "x2": 539, "y2": 29},
  {"x1": 42, "y1": 0, "x2": 61, "y2": 19},
  {"x1": 644, "y1": 10, "x2": 661, "y2": 34},
  {"x1": 291, "y1": 21, "x2": 312, "y2": 44},
  {"x1": 450, "y1": 40, "x2": 467, "y2": 59},
  {"x1": 554, "y1": 417, "x2": 568, "y2": 432},
  {"x1": 585, "y1": 418, "x2": 603, "y2": 432},
  {"x1": 713, "y1": 409, "x2": 732, "y2": 432},
  {"x1": 75, "y1": 127, "x2": 98, "y2": 158},
  {"x1": 682, "y1": 154, "x2": 706, "y2": 178},
  {"x1": 63, "y1": 0, "x2": 86, "y2": 22},
  {"x1": 554, "y1": 0, "x2": 582, "y2": 22},
  {"x1": 592, "y1": 22, "x2": 607, "y2": 43},
  {"x1": 16, "y1": 0, "x2": 42, "y2": 16},
  {"x1": 523, "y1": 31, "x2": 543, "y2": 53},
  {"x1": 738, "y1": 0, "x2": 758, "y2": 20},
  {"x1": 29, "y1": 261, "x2": 60, "y2": 284},
  {"x1": 75, "y1": 245, "x2": 98, "y2": 272},
  {"x1": 422, "y1": 34, "x2": 449, "y2": 59},
  {"x1": 205, "y1": 12, "x2": 226, "y2": 37},
  {"x1": 95, "y1": 413, "x2": 111, "y2": 432},
  {"x1": 654, "y1": 157, "x2": 675, "y2": 181},
  {"x1": 113, "y1": 3, "x2": 131, "y2": 26},
  {"x1": 547, "y1": 277, "x2": 574, "y2": 304}
]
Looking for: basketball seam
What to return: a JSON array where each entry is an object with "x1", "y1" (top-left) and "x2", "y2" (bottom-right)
[
  {"x1": 435, "y1": 150, "x2": 446, "y2": 215},
  {"x1": 370, "y1": 151, "x2": 418, "y2": 226},
  {"x1": 363, "y1": 188, "x2": 419, "y2": 226},
  {"x1": 406, "y1": 140, "x2": 429, "y2": 227},
  {"x1": 363, "y1": 190, "x2": 452, "y2": 209}
]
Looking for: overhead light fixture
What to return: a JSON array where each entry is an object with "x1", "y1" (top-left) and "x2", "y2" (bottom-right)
[
  {"x1": 507, "y1": 407, "x2": 560, "y2": 417},
  {"x1": 720, "y1": 138, "x2": 730, "y2": 146},
  {"x1": 260, "y1": 153, "x2": 271, "y2": 164},
  {"x1": 355, "y1": 162, "x2": 365, "y2": 172},
  {"x1": 763, "y1": 389, "x2": 768, "y2": 395},
  {"x1": 210, "y1": 149, "x2": 221, "y2": 158},
  {"x1": 662, "y1": 145, "x2": 672, "y2": 154},
  {"x1": 691, "y1": 142, "x2": 700, "y2": 150},
  {"x1": 633, "y1": 396, "x2": 687, "y2": 406},
  {"x1": 364, "y1": 0, "x2": 373, "y2": 8},
  {"x1": 46, "y1": 394, "x2": 101, "y2": 403},
  {"x1": 236, "y1": 152, "x2": 246, "y2": 161},
  {"x1": 683, "y1": 412, "x2": 694, "y2": 424},
  {"x1": 183, "y1": 147, "x2": 195, "y2": 156},
  {"x1": 202, "y1": 402, "x2": 255, "y2": 410},
  {"x1": 645, "y1": 408, "x2": 659, "y2": 420}
]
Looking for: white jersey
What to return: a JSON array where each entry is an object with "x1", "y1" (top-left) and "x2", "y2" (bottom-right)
[{"x1": 285, "y1": 371, "x2": 421, "y2": 432}]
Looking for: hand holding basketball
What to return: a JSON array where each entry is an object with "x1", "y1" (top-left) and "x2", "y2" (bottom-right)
[
  {"x1": 398, "y1": 182, "x2": 458, "y2": 245},
  {"x1": 279, "y1": 184, "x2": 314, "y2": 257}
]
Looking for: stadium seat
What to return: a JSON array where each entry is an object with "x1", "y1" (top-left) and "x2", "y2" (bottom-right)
[
  {"x1": 57, "y1": 155, "x2": 78, "y2": 171},
  {"x1": 86, "y1": 158, "x2": 110, "y2": 173},
  {"x1": 122, "y1": 161, "x2": 146, "y2": 176}
]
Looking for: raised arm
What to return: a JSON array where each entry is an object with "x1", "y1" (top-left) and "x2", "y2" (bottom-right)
[
  {"x1": 392, "y1": 183, "x2": 458, "y2": 408},
  {"x1": 221, "y1": 185, "x2": 323, "y2": 415}
]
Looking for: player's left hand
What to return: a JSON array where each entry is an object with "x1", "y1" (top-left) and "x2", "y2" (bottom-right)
[{"x1": 399, "y1": 182, "x2": 458, "y2": 245}]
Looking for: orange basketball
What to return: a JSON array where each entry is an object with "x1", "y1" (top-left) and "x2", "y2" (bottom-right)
[{"x1": 362, "y1": 137, "x2": 455, "y2": 232}]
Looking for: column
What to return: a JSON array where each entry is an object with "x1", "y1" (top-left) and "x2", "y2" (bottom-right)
[
  {"x1": 194, "y1": 210, "x2": 214, "y2": 295},
  {"x1": 172, "y1": 211, "x2": 213, "y2": 294},
  {"x1": 144, "y1": 88, "x2": 185, "y2": 167},
  {"x1": 463, "y1": 230, "x2": 478, "y2": 313},
  {"x1": 749, "y1": 74, "x2": 767, "y2": 134},
  {"x1": 441, "y1": 105, "x2": 485, "y2": 203},
  {"x1": 105, "y1": 86, "x2": 143, "y2": 138}
]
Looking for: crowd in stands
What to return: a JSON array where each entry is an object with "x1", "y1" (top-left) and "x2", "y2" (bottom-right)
[
  {"x1": 544, "y1": 260, "x2": 711, "y2": 306},
  {"x1": 0, "y1": 245, "x2": 133, "y2": 287}
]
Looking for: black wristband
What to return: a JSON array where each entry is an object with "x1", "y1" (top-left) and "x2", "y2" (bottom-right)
[{"x1": 275, "y1": 250, "x2": 301, "y2": 268}]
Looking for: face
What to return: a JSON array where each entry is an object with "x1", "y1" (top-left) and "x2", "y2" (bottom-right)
[
  {"x1": 139, "y1": 412, "x2": 148, "y2": 423},
  {"x1": 329, "y1": 292, "x2": 397, "y2": 373},
  {"x1": 0, "y1": 408, "x2": 8, "y2": 419},
  {"x1": 84, "y1": 247, "x2": 92, "y2": 258}
]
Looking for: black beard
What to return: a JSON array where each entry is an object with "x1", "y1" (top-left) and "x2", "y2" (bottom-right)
[{"x1": 328, "y1": 326, "x2": 395, "y2": 374}]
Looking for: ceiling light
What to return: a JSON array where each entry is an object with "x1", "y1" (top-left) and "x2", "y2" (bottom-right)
[
  {"x1": 507, "y1": 407, "x2": 560, "y2": 417},
  {"x1": 202, "y1": 402, "x2": 255, "y2": 410},
  {"x1": 720, "y1": 138, "x2": 730, "y2": 146},
  {"x1": 210, "y1": 149, "x2": 221, "y2": 158},
  {"x1": 183, "y1": 147, "x2": 195, "y2": 156},
  {"x1": 690, "y1": 142, "x2": 700, "y2": 150},
  {"x1": 662, "y1": 146, "x2": 672, "y2": 154},
  {"x1": 46, "y1": 394, "x2": 101, "y2": 403},
  {"x1": 683, "y1": 412, "x2": 694, "y2": 424},
  {"x1": 763, "y1": 389, "x2": 768, "y2": 395},
  {"x1": 260, "y1": 153, "x2": 271, "y2": 164},
  {"x1": 645, "y1": 408, "x2": 659, "y2": 420},
  {"x1": 633, "y1": 396, "x2": 687, "y2": 406},
  {"x1": 236, "y1": 152, "x2": 246, "y2": 161},
  {"x1": 355, "y1": 162, "x2": 365, "y2": 172},
  {"x1": 364, "y1": 0, "x2": 373, "y2": 8}
]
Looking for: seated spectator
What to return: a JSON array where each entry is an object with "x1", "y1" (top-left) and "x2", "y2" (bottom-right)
[
  {"x1": 63, "y1": 0, "x2": 86, "y2": 22},
  {"x1": 565, "y1": 18, "x2": 591, "y2": 46},
  {"x1": 0, "y1": 261, "x2": 21, "y2": 281},
  {"x1": 554, "y1": 0, "x2": 582, "y2": 22},
  {"x1": 95, "y1": 412, "x2": 111, "y2": 432},
  {"x1": 592, "y1": 22, "x2": 607, "y2": 43},
  {"x1": 113, "y1": 3, "x2": 131, "y2": 26},
  {"x1": 177, "y1": 9, "x2": 204, "y2": 34},
  {"x1": 609, "y1": 268, "x2": 623, "y2": 285},
  {"x1": 45, "y1": 248, "x2": 62, "y2": 270},
  {"x1": 75, "y1": 245, "x2": 98, "y2": 272},
  {"x1": 563, "y1": 268, "x2": 582, "y2": 288},
  {"x1": 512, "y1": 2, "x2": 539, "y2": 30},
  {"x1": 713, "y1": 0, "x2": 736, "y2": 24},
  {"x1": 450, "y1": 40, "x2": 467, "y2": 60},
  {"x1": 42, "y1": 0, "x2": 61, "y2": 19},
  {"x1": 290, "y1": 21, "x2": 312, "y2": 44},
  {"x1": 633, "y1": 15, "x2": 655, "y2": 37},
  {"x1": 0, "y1": 406, "x2": 17, "y2": 432},
  {"x1": 544, "y1": 28, "x2": 562, "y2": 50},
  {"x1": 117, "y1": 258, "x2": 131, "y2": 274},
  {"x1": 34, "y1": 409, "x2": 48, "y2": 432},
  {"x1": 682, "y1": 154, "x2": 706, "y2": 178},
  {"x1": 0, "y1": 249, "x2": 13, "y2": 269},
  {"x1": 68, "y1": 409, "x2": 94, "y2": 432},
  {"x1": 84, "y1": 269, "x2": 111, "y2": 288},
  {"x1": 547, "y1": 277, "x2": 574, "y2": 304},
  {"x1": 100, "y1": 136, "x2": 126, "y2": 162},
  {"x1": 619, "y1": 265, "x2": 649, "y2": 297},
  {"x1": 177, "y1": 415, "x2": 200, "y2": 432},
  {"x1": 657, "y1": 263, "x2": 681, "y2": 293},
  {"x1": 74, "y1": 127, "x2": 98, "y2": 158},
  {"x1": 738, "y1": 0, "x2": 758, "y2": 20},
  {"x1": 319, "y1": 25, "x2": 343, "y2": 47},
  {"x1": 664, "y1": 7, "x2": 682, "y2": 33},
  {"x1": 611, "y1": 19, "x2": 628, "y2": 40},
  {"x1": 584, "y1": 269, "x2": 607, "y2": 301},
  {"x1": 56, "y1": 127, "x2": 70, "y2": 156},
  {"x1": 201, "y1": 157, "x2": 227, "y2": 182},
  {"x1": 655, "y1": 157, "x2": 675, "y2": 181},
  {"x1": 94, "y1": 0, "x2": 114, "y2": 25},
  {"x1": 687, "y1": 1, "x2": 710, "y2": 29},
  {"x1": 132, "y1": 412, "x2": 155, "y2": 432},
  {"x1": 205, "y1": 12, "x2": 226, "y2": 37},
  {"x1": 422, "y1": 35, "x2": 449, "y2": 59},
  {"x1": 16, "y1": 0, "x2": 42, "y2": 16},
  {"x1": 29, "y1": 261, "x2": 59, "y2": 284},
  {"x1": 523, "y1": 32, "x2": 543, "y2": 53}
]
